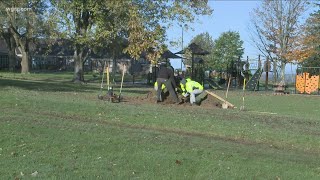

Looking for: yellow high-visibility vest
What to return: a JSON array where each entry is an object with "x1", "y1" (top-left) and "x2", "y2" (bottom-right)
[
  {"x1": 185, "y1": 80, "x2": 203, "y2": 92},
  {"x1": 154, "y1": 82, "x2": 166, "y2": 90}
]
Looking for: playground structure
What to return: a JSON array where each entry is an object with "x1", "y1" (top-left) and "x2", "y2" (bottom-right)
[
  {"x1": 168, "y1": 43, "x2": 270, "y2": 93},
  {"x1": 96, "y1": 48, "x2": 320, "y2": 109},
  {"x1": 245, "y1": 68, "x2": 262, "y2": 91},
  {"x1": 175, "y1": 42, "x2": 209, "y2": 83},
  {"x1": 295, "y1": 67, "x2": 320, "y2": 95},
  {"x1": 204, "y1": 55, "x2": 264, "y2": 91},
  {"x1": 204, "y1": 78, "x2": 223, "y2": 90}
]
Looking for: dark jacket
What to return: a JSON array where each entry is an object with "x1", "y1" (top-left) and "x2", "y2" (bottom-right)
[
  {"x1": 157, "y1": 65, "x2": 177, "y2": 88},
  {"x1": 157, "y1": 65, "x2": 170, "y2": 79}
]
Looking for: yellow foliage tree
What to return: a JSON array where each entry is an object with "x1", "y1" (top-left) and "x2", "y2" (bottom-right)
[{"x1": 286, "y1": 4, "x2": 320, "y2": 65}]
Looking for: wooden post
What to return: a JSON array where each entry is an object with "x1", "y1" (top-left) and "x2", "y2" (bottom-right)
[
  {"x1": 191, "y1": 53, "x2": 194, "y2": 79},
  {"x1": 245, "y1": 56, "x2": 249, "y2": 81},
  {"x1": 106, "y1": 62, "x2": 110, "y2": 89},
  {"x1": 265, "y1": 56, "x2": 269, "y2": 90}
]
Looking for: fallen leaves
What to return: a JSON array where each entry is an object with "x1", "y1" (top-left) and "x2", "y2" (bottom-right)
[
  {"x1": 31, "y1": 171, "x2": 38, "y2": 177},
  {"x1": 175, "y1": 159, "x2": 182, "y2": 165}
]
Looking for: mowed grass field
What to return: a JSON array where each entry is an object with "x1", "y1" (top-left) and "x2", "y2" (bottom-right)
[{"x1": 1, "y1": 72, "x2": 320, "y2": 179}]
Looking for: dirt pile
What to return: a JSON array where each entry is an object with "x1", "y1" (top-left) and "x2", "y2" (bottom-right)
[{"x1": 123, "y1": 90, "x2": 223, "y2": 109}]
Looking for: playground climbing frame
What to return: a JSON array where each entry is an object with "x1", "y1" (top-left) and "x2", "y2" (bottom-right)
[{"x1": 296, "y1": 72, "x2": 319, "y2": 94}]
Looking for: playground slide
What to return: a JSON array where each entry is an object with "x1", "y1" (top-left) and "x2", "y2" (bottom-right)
[
  {"x1": 245, "y1": 68, "x2": 263, "y2": 91},
  {"x1": 204, "y1": 79, "x2": 223, "y2": 90}
]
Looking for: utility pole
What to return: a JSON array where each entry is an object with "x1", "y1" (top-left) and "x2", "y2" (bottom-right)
[
  {"x1": 257, "y1": 55, "x2": 261, "y2": 91},
  {"x1": 181, "y1": 25, "x2": 183, "y2": 70}
]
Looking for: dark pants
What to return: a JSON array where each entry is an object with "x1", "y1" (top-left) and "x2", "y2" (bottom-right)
[{"x1": 157, "y1": 78, "x2": 179, "y2": 102}]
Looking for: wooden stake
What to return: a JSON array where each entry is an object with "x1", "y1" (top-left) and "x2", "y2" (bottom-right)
[
  {"x1": 225, "y1": 77, "x2": 231, "y2": 99},
  {"x1": 106, "y1": 63, "x2": 110, "y2": 90}
]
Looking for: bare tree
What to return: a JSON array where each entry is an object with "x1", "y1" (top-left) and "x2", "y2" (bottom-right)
[{"x1": 249, "y1": 0, "x2": 309, "y2": 83}]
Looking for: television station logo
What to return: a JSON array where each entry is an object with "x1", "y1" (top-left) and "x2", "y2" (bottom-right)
[{"x1": 5, "y1": 7, "x2": 32, "y2": 13}]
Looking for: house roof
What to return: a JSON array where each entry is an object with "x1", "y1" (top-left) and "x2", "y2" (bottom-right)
[
  {"x1": 175, "y1": 42, "x2": 210, "y2": 55},
  {"x1": 33, "y1": 39, "x2": 131, "y2": 59},
  {"x1": 161, "y1": 50, "x2": 181, "y2": 59},
  {"x1": 33, "y1": 39, "x2": 74, "y2": 56},
  {"x1": 1, "y1": 37, "x2": 132, "y2": 59},
  {"x1": 140, "y1": 49, "x2": 181, "y2": 60}
]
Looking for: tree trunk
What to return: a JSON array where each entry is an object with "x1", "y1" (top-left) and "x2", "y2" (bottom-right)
[
  {"x1": 8, "y1": 34, "x2": 16, "y2": 71},
  {"x1": 11, "y1": 29, "x2": 30, "y2": 74},
  {"x1": 112, "y1": 48, "x2": 117, "y2": 83},
  {"x1": 112, "y1": 58, "x2": 117, "y2": 83},
  {"x1": 8, "y1": 49, "x2": 16, "y2": 71},
  {"x1": 20, "y1": 50, "x2": 29, "y2": 73},
  {"x1": 273, "y1": 59, "x2": 277, "y2": 84},
  {"x1": 280, "y1": 61, "x2": 286, "y2": 83},
  {"x1": 73, "y1": 49, "x2": 84, "y2": 82}
]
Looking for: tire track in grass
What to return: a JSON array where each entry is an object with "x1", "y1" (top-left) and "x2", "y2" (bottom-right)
[{"x1": 5, "y1": 109, "x2": 320, "y2": 156}]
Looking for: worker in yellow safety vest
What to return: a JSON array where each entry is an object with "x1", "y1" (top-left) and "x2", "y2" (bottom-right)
[{"x1": 181, "y1": 78, "x2": 203, "y2": 105}]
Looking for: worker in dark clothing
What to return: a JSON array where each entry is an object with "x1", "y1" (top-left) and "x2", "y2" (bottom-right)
[{"x1": 156, "y1": 63, "x2": 180, "y2": 104}]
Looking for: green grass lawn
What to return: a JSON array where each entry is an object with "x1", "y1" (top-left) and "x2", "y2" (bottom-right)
[{"x1": 1, "y1": 72, "x2": 320, "y2": 179}]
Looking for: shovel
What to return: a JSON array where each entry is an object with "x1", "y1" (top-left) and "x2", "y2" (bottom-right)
[
  {"x1": 106, "y1": 63, "x2": 114, "y2": 102},
  {"x1": 98, "y1": 61, "x2": 106, "y2": 100},
  {"x1": 117, "y1": 64, "x2": 126, "y2": 102},
  {"x1": 240, "y1": 78, "x2": 246, "y2": 111}
]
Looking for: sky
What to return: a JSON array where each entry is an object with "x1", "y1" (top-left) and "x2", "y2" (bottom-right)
[
  {"x1": 166, "y1": 0, "x2": 261, "y2": 69},
  {"x1": 166, "y1": 0, "x2": 313, "y2": 70}
]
